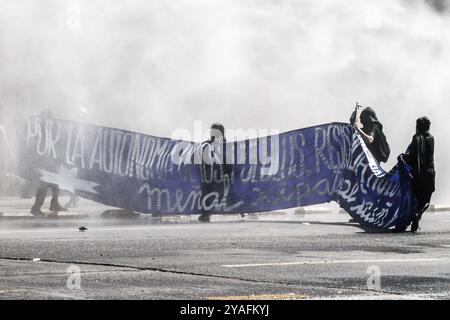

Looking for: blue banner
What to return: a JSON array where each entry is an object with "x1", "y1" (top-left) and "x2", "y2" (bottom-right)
[{"x1": 24, "y1": 115, "x2": 415, "y2": 230}]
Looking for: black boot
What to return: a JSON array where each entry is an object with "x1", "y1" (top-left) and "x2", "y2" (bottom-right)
[
  {"x1": 30, "y1": 206, "x2": 45, "y2": 217},
  {"x1": 410, "y1": 213, "x2": 420, "y2": 232}
]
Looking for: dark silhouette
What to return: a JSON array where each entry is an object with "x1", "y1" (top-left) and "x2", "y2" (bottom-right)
[
  {"x1": 198, "y1": 123, "x2": 231, "y2": 222},
  {"x1": 351, "y1": 105, "x2": 390, "y2": 163},
  {"x1": 401, "y1": 116, "x2": 435, "y2": 232}
]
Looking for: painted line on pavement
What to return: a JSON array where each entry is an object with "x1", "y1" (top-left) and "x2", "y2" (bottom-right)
[
  {"x1": 208, "y1": 293, "x2": 309, "y2": 300},
  {"x1": 222, "y1": 258, "x2": 441, "y2": 268}
]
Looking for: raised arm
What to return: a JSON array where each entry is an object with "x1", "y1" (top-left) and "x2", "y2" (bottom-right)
[{"x1": 353, "y1": 122, "x2": 374, "y2": 145}]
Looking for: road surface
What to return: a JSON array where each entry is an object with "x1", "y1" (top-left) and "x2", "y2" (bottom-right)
[{"x1": 0, "y1": 197, "x2": 449, "y2": 300}]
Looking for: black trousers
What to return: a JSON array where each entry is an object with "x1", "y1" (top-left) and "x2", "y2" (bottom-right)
[
  {"x1": 33, "y1": 183, "x2": 60, "y2": 209},
  {"x1": 413, "y1": 169, "x2": 435, "y2": 215}
]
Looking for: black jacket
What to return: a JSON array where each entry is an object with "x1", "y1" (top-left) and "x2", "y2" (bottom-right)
[
  {"x1": 403, "y1": 132, "x2": 435, "y2": 194},
  {"x1": 350, "y1": 108, "x2": 390, "y2": 163}
]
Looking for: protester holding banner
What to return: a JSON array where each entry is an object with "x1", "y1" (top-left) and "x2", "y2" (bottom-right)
[
  {"x1": 400, "y1": 116, "x2": 435, "y2": 232},
  {"x1": 24, "y1": 113, "x2": 416, "y2": 230},
  {"x1": 348, "y1": 105, "x2": 392, "y2": 223},
  {"x1": 198, "y1": 123, "x2": 231, "y2": 222},
  {"x1": 30, "y1": 110, "x2": 67, "y2": 216},
  {"x1": 352, "y1": 106, "x2": 390, "y2": 163}
]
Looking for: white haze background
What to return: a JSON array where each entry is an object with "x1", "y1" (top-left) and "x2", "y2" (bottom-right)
[{"x1": 0, "y1": 0, "x2": 449, "y2": 203}]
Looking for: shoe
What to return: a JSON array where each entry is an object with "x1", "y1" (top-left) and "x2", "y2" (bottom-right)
[
  {"x1": 30, "y1": 206, "x2": 45, "y2": 217},
  {"x1": 411, "y1": 214, "x2": 420, "y2": 232},
  {"x1": 198, "y1": 213, "x2": 210, "y2": 222},
  {"x1": 49, "y1": 202, "x2": 68, "y2": 212},
  {"x1": 348, "y1": 218, "x2": 357, "y2": 223}
]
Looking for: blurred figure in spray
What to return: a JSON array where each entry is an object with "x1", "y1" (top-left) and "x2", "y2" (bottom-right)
[
  {"x1": 0, "y1": 119, "x2": 15, "y2": 197},
  {"x1": 0, "y1": 124, "x2": 6, "y2": 198},
  {"x1": 400, "y1": 117, "x2": 435, "y2": 232},
  {"x1": 350, "y1": 104, "x2": 390, "y2": 163},
  {"x1": 30, "y1": 110, "x2": 67, "y2": 216},
  {"x1": 198, "y1": 123, "x2": 232, "y2": 222}
]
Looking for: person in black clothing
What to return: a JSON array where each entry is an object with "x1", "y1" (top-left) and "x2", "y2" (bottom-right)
[
  {"x1": 30, "y1": 110, "x2": 67, "y2": 217},
  {"x1": 348, "y1": 105, "x2": 391, "y2": 223},
  {"x1": 401, "y1": 116, "x2": 435, "y2": 232},
  {"x1": 198, "y1": 123, "x2": 231, "y2": 222},
  {"x1": 351, "y1": 105, "x2": 390, "y2": 163}
]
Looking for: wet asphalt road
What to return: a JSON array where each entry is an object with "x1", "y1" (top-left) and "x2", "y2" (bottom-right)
[{"x1": 0, "y1": 199, "x2": 449, "y2": 300}]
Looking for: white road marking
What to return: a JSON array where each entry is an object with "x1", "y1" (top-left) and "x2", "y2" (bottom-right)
[
  {"x1": 222, "y1": 258, "x2": 442, "y2": 268},
  {"x1": 208, "y1": 293, "x2": 308, "y2": 300},
  {"x1": 315, "y1": 293, "x2": 449, "y2": 300}
]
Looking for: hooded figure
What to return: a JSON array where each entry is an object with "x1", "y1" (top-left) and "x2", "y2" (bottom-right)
[
  {"x1": 353, "y1": 107, "x2": 390, "y2": 163},
  {"x1": 401, "y1": 116, "x2": 435, "y2": 232},
  {"x1": 198, "y1": 123, "x2": 232, "y2": 222}
]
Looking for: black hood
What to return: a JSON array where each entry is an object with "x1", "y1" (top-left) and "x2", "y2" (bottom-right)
[{"x1": 360, "y1": 107, "x2": 383, "y2": 130}]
